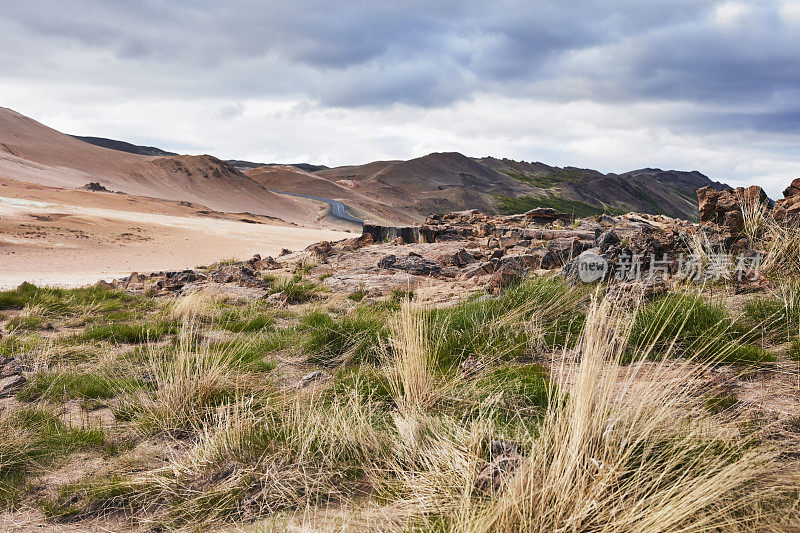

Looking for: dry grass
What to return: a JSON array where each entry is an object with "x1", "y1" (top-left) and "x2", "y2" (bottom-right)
[
  {"x1": 8, "y1": 281, "x2": 798, "y2": 530},
  {"x1": 469, "y1": 295, "x2": 778, "y2": 532},
  {"x1": 740, "y1": 194, "x2": 800, "y2": 277}
]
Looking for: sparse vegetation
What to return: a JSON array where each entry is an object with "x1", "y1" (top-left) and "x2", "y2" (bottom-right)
[
  {"x1": 494, "y1": 194, "x2": 625, "y2": 217},
  {"x1": 1, "y1": 269, "x2": 797, "y2": 530}
]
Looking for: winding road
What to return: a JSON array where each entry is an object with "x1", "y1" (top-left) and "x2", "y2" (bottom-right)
[{"x1": 270, "y1": 191, "x2": 363, "y2": 224}]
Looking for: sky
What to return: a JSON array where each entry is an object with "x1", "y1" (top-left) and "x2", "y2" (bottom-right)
[{"x1": 1, "y1": 0, "x2": 799, "y2": 197}]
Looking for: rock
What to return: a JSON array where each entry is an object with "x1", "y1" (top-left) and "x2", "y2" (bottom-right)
[
  {"x1": 774, "y1": 177, "x2": 800, "y2": 223},
  {"x1": 377, "y1": 254, "x2": 441, "y2": 276},
  {"x1": 697, "y1": 185, "x2": 771, "y2": 234},
  {"x1": 462, "y1": 261, "x2": 497, "y2": 279},
  {"x1": 475, "y1": 442, "x2": 523, "y2": 492},
  {"x1": 296, "y1": 370, "x2": 329, "y2": 388},
  {"x1": 0, "y1": 356, "x2": 25, "y2": 397},
  {"x1": 436, "y1": 249, "x2": 474, "y2": 267},
  {"x1": 596, "y1": 229, "x2": 620, "y2": 252},
  {"x1": 488, "y1": 263, "x2": 522, "y2": 294},
  {"x1": 528, "y1": 247, "x2": 561, "y2": 270},
  {"x1": 251, "y1": 256, "x2": 279, "y2": 271},
  {"x1": 306, "y1": 241, "x2": 332, "y2": 260},
  {"x1": 280, "y1": 248, "x2": 292, "y2": 256},
  {"x1": 547, "y1": 237, "x2": 589, "y2": 261},
  {"x1": 181, "y1": 284, "x2": 269, "y2": 302},
  {"x1": 336, "y1": 233, "x2": 374, "y2": 252},
  {"x1": 265, "y1": 290, "x2": 288, "y2": 307},
  {"x1": 207, "y1": 265, "x2": 263, "y2": 287},
  {"x1": 783, "y1": 177, "x2": 800, "y2": 199}
]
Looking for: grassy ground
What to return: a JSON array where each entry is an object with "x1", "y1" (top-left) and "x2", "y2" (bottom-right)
[{"x1": 0, "y1": 272, "x2": 798, "y2": 531}]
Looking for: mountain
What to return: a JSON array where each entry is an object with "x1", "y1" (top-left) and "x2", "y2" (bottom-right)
[
  {"x1": 70, "y1": 135, "x2": 177, "y2": 157},
  {"x1": 0, "y1": 108, "x2": 323, "y2": 224},
  {"x1": 70, "y1": 136, "x2": 328, "y2": 173},
  {"x1": 316, "y1": 153, "x2": 728, "y2": 219},
  {"x1": 10, "y1": 108, "x2": 730, "y2": 222}
]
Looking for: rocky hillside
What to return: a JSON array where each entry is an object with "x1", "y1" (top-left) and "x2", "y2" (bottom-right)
[{"x1": 67, "y1": 129, "x2": 730, "y2": 221}]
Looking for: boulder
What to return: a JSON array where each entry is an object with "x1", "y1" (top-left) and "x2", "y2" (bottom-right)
[
  {"x1": 377, "y1": 254, "x2": 441, "y2": 276},
  {"x1": 596, "y1": 229, "x2": 620, "y2": 252},
  {"x1": 697, "y1": 185, "x2": 771, "y2": 234},
  {"x1": 547, "y1": 237, "x2": 589, "y2": 261},
  {"x1": 488, "y1": 263, "x2": 522, "y2": 294},
  {"x1": 265, "y1": 290, "x2": 289, "y2": 307},
  {"x1": 436, "y1": 249, "x2": 474, "y2": 267}
]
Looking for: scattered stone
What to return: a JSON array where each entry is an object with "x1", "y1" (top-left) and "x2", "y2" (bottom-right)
[
  {"x1": 475, "y1": 443, "x2": 523, "y2": 492},
  {"x1": 596, "y1": 229, "x2": 620, "y2": 252},
  {"x1": 488, "y1": 263, "x2": 522, "y2": 294},
  {"x1": 265, "y1": 290, "x2": 289, "y2": 307},
  {"x1": 296, "y1": 370, "x2": 329, "y2": 388},
  {"x1": 436, "y1": 248, "x2": 474, "y2": 267},
  {"x1": 0, "y1": 356, "x2": 25, "y2": 398}
]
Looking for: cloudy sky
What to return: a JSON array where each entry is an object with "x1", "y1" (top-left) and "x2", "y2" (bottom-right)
[{"x1": 2, "y1": 0, "x2": 799, "y2": 196}]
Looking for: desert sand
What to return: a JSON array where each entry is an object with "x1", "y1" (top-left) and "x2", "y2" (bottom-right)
[{"x1": 0, "y1": 178, "x2": 351, "y2": 289}]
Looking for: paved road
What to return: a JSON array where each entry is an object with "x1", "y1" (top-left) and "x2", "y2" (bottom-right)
[{"x1": 270, "y1": 191, "x2": 363, "y2": 224}]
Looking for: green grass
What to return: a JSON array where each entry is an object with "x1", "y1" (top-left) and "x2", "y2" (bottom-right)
[
  {"x1": 0, "y1": 333, "x2": 42, "y2": 358},
  {"x1": 271, "y1": 275, "x2": 320, "y2": 304},
  {"x1": 5, "y1": 314, "x2": 45, "y2": 331},
  {"x1": 0, "y1": 282, "x2": 150, "y2": 317},
  {"x1": 744, "y1": 293, "x2": 799, "y2": 343},
  {"x1": 41, "y1": 475, "x2": 138, "y2": 520},
  {"x1": 0, "y1": 408, "x2": 110, "y2": 507},
  {"x1": 79, "y1": 321, "x2": 178, "y2": 344},
  {"x1": 501, "y1": 170, "x2": 570, "y2": 189},
  {"x1": 790, "y1": 337, "x2": 799, "y2": 362},
  {"x1": 333, "y1": 366, "x2": 393, "y2": 404},
  {"x1": 426, "y1": 276, "x2": 586, "y2": 369},
  {"x1": 494, "y1": 195, "x2": 625, "y2": 217},
  {"x1": 347, "y1": 290, "x2": 366, "y2": 302},
  {"x1": 217, "y1": 307, "x2": 274, "y2": 333},
  {"x1": 629, "y1": 295, "x2": 774, "y2": 364},
  {"x1": 17, "y1": 372, "x2": 144, "y2": 402},
  {"x1": 301, "y1": 308, "x2": 388, "y2": 366}
]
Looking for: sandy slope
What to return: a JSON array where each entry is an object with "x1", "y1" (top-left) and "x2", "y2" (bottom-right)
[
  {"x1": 0, "y1": 178, "x2": 351, "y2": 289},
  {"x1": 245, "y1": 164, "x2": 419, "y2": 224},
  {"x1": 0, "y1": 108, "x2": 325, "y2": 225}
]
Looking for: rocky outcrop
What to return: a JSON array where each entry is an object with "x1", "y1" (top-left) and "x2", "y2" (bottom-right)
[
  {"x1": 774, "y1": 177, "x2": 800, "y2": 223},
  {"x1": 697, "y1": 185, "x2": 772, "y2": 234}
]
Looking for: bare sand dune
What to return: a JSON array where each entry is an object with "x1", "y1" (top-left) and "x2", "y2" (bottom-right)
[
  {"x1": 0, "y1": 178, "x2": 351, "y2": 289},
  {"x1": 0, "y1": 108, "x2": 325, "y2": 225}
]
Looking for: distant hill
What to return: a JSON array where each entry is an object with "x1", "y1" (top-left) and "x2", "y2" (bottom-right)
[
  {"x1": 70, "y1": 136, "x2": 328, "y2": 173},
  {"x1": 18, "y1": 112, "x2": 732, "y2": 222},
  {"x1": 71, "y1": 135, "x2": 178, "y2": 157},
  {"x1": 0, "y1": 108, "x2": 324, "y2": 224},
  {"x1": 316, "y1": 153, "x2": 729, "y2": 220},
  {"x1": 228, "y1": 160, "x2": 328, "y2": 173}
]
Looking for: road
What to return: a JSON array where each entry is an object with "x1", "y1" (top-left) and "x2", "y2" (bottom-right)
[{"x1": 270, "y1": 191, "x2": 363, "y2": 224}]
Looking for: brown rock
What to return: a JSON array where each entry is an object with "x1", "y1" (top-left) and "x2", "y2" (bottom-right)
[
  {"x1": 488, "y1": 263, "x2": 521, "y2": 294},
  {"x1": 437, "y1": 249, "x2": 474, "y2": 267},
  {"x1": 782, "y1": 178, "x2": 800, "y2": 199},
  {"x1": 266, "y1": 290, "x2": 288, "y2": 307}
]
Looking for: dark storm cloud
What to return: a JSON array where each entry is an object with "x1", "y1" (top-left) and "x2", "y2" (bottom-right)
[{"x1": 0, "y1": 0, "x2": 798, "y2": 133}]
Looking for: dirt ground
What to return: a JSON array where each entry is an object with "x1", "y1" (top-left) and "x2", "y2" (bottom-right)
[{"x1": 0, "y1": 178, "x2": 352, "y2": 289}]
